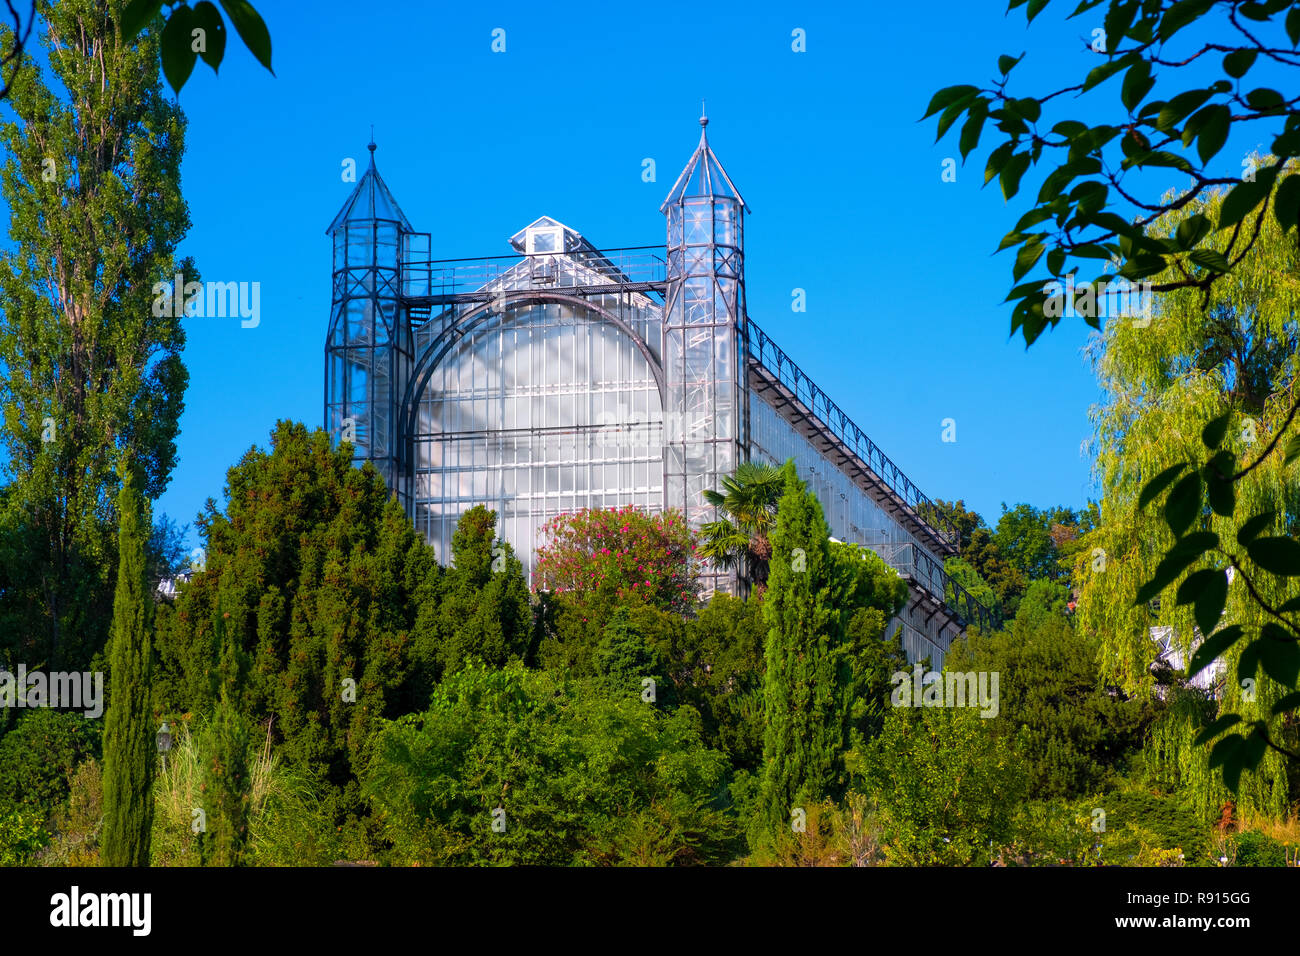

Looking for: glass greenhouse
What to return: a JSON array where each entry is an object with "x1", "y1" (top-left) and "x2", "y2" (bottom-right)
[{"x1": 325, "y1": 119, "x2": 991, "y2": 665}]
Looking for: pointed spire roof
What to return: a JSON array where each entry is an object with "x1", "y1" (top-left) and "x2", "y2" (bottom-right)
[
  {"x1": 326, "y1": 139, "x2": 413, "y2": 234},
  {"x1": 660, "y1": 111, "x2": 749, "y2": 213}
]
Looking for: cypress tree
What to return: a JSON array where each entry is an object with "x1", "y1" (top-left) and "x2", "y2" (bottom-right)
[
  {"x1": 198, "y1": 605, "x2": 251, "y2": 867},
  {"x1": 100, "y1": 466, "x2": 155, "y2": 866},
  {"x1": 758, "y1": 460, "x2": 848, "y2": 839}
]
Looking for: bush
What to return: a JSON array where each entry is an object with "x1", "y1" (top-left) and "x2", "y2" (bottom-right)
[
  {"x1": 364, "y1": 661, "x2": 734, "y2": 866},
  {"x1": 0, "y1": 710, "x2": 100, "y2": 820},
  {"x1": 535, "y1": 506, "x2": 699, "y2": 615},
  {"x1": 1233, "y1": 830, "x2": 1288, "y2": 867}
]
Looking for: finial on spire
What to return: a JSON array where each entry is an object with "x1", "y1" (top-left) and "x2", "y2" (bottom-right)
[
  {"x1": 700, "y1": 99, "x2": 708, "y2": 128},
  {"x1": 368, "y1": 124, "x2": 376, "y2": 155}
]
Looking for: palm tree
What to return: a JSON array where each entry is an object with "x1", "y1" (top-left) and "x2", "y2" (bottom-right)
[{"x1": 698, "y1": 461, "x2": 786, "y2": 586}]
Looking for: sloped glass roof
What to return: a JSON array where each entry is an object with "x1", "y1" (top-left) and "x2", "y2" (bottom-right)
[
  {"x1": 660, "y1": 117, "x2": 749, "y2": 213},
  {"x1": 326, "y1": 144, "x2": 414, "y2": 234}
]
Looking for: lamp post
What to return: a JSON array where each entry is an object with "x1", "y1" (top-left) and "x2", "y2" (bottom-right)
[{"x1": 157, "y1": 721, "x2": 173, "y2": 774}]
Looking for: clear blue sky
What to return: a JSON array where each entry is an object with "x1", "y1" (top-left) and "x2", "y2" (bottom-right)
[{"x1": 61, "y1": 1, "x2": 1282, "y2": 539}]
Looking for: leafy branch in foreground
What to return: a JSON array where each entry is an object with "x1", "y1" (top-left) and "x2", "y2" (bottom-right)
[
  {"x1": 926, "y1": 0, "x2": 1300, "y2": 345},
  {"x1": 120, "y1": 0, "x2": 272, "y2": 94},
  {"x1": 1136, "y1": 406, "x2": 1300, "y2": 789}
]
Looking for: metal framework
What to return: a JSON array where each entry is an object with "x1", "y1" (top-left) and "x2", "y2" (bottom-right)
[{"x1": 324, "y1": 123, "x2": 993, "y2": 662}]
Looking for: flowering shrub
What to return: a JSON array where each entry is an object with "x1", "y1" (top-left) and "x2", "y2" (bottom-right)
[{"x1": 535, "y1": 506, "x2": 700, "y2": 613}]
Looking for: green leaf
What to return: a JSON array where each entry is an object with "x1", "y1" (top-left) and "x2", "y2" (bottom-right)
[
  {"x1": 1245, "y1": 87, "x2": 1285, "y2": 113},
  {"x1": 1194, "y1": 104, "x2": 1231, "y2": 165},
  {"x1": 192, "y1": 1, "x2": 228, "y2": 73},
  {"x1": 1012, "y1": 239, "x2": 1046, "y2": 281},
  {"x1": 1160, "y1": 0, "x2": 1216, "y2": 41},
  {"x1": 1156, "y1": 88, "x2": 1213, "y2": 131},
  {"x1": 1170, "y1": 531, "x2": 1219, "y2": 557},
  {"x1": 1164, "y1": 471, "x2": 1203, "y2": 537},
  {"x1": 1186, "y1": 569, "x2": 1229, "y2": 637},
  {"x1": 1138, "y1": 462, "x2": 1186, "y2": 509},
  {"x1": 1189, "y1": 248, "x2": 1231, "y2": 272},
  {"x1": 1258, "y1": 623, "x2": 1300, "y2": 686},
  {"x1": 1245, "y1": 536, "x2": 1300, "y2": 576},
  {"x1": 1192, "y1": 711, "x2": 1241, "y2": 745},
  {"x1": 120, "y1": 0, "x2": 164, "y2": 38},
  {"x1": 1207, "y1": 731, "x2": 1243, "y2": 768},
  {"x1": 924, "y1": 84, "x2": 980, "y2": 119},
  {"x1": 998, "y1": 53, "x2": 1024, "y2": 76},
  {"x1": 220, "y1": 0, "x2": 274, "y2": 73},
  {"x1": 1223, "y1": 50, "x2": 1257, "y2": 78},
  {"x1": 1237, "y1": 511, "x2": 1275, "y2": 545},
  {"x1": 1272, "y1": 691, "x2": 1300, "y2": 716},
  {"x1": 1218, "y1": 167, "x2": 1278, "y2": 232},
  {"x1": 1121, "y1": 59, "x2": 1153, "y2": 112},
  {"x1": 1273, "y1": 173, "x2": 1300, "y2": 232},
  {"x1": 1175, "y1": 213, "x2": 1212, "y2": 250},
  {"x1": 159, "y1": 4, "x2": 199, "y2": 93},
  {"x1": 1001, "y1": 152, "x2": 1032, "y2": 201},
  {"x1": 1135, "y1": 546, "x2": 1205, "y2": 604},
  {"x1": 1188, "y1": 625, "x2": 1245, "y2": 680},
  {"x1": 1206, "y1": 473, "x2": 1234, "y2": 517},
  {"x1": 1289, "y1": 7, "x2": 1300, "y2": 46},
  {"x1": 985, "y1": 142, "x2": 1016, "y2": 186},
  {"x1": 959, "y1": 102, "x2": 989, "y2": 160},
  {"x1": 1201, "y1": 412, "x2": 1231, "y2": 450},
  {"x1": 1083, "y1": 58, "x2": 1129, "y2": 92},
  {"x1": 1287, "y1": 434, "x2": 1300, "y2": 466}
]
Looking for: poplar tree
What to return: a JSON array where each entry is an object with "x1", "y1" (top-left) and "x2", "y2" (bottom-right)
[
  {"x1": 100, "y1": 466, "x2": 155, "y2": 867},
  {"x1": 0, "y1": 0, "x2": 190, "y2": 670},
  {"x1": 758, "y1": 461, "x2": 849, "y2": 839}
]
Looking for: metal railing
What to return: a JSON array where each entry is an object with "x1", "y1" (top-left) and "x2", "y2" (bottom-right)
[
  {"x1": 866, "y1": 540, "x2": 997, "y2": 632},
  {"x1": 399, "y1": 243, "x2": 667, "y2": 301},
  {"x1": 745, "y1": 320, "x2": 962, "y2": 548}
]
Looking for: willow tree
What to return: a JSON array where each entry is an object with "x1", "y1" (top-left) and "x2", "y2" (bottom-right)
[
  {"x1": 0, "y1": 0, "x2": 190, "y2": 669},
  {"x1": 1075, "y1": 166, "x2": 1300, "y2": 822}
]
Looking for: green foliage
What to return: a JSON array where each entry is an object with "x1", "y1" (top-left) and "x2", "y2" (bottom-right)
[
  {"x1": 758, "y1": 461, "x2": 850, "y2": 838},
  {"x1": 420, "y1": 505, "x2": 531, "y2": 681},
  {"x1": 929, "y1": 0, "x2": 1300, "y2": 345},
  {"x1": 1077, "y1": 175, "x2": 1300, "y2": 794},
  {"x1": 155, "y1": 421, "x2": 439, "y2": 809},
  {"x1": 668, "y1": 593, "x2": 768, "y2": 771},
  {"x1": 121, "y1": 0, "x2": 274, "y2": 93},
  {"x1": 536, "y1": 505, "x2": 699, "y2": 615},
  {"x1": 0, "y1": 710, "x2": 100, "y2": 820},
  {"x1": 698, "y1": 461, "x2": 785, "y2": 585},
  {"x1": 945, "y1": 595, "x2": 1154, "y2": 799},
  {"x1": 593, "y1": 606, "x2": 665, "y2": 703},
  {"x1": 0, "y1": 805, "x2": 49, "y2": 865},
  {"x1": 0, "y1": 0, "x2": 190, "y2": 671},
  {"x1": 364, "y1": 662, "x2": 734, "y2": 866},
  {"x1": 1232, "y1": 829, "x2": 1289, "y2": 867},
  {"x1": 945, "y1": 556, "x2": 1003, "y2": 621},
  {"x1": 862, "y1": 704, "x2": 1025, "y2": 866},
  {"x1": 100, "y1": 467, "x2": 156, "y2": 867}
]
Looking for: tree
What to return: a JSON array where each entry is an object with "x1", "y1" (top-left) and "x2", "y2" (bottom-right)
[
  {"x1": 698, "y1": 461, "x2": 785, "y2": 586},
  {"x1": 863, "y1": 705, "x2": 1026, "y2": 866},
  {"x1": 758, "y1": 461, "x2": 850, "y2": 838},
  {"x1": 155, "y1": 422, "x2": 438, "y2": 813},
  {"x1": 100, "y1": 466, "x2": 155, "y2": 867},
  {"x1": 1074, "y1": 179, "x2": 1300, "y2": 801},
  {"x1": 593, "y1": 606, "x2": 666, "y2": 703},
  {"x1": 926, "y1": 0, "x2": 1300, "y2": 792},
  {"x1": 535, "y1": 505, "x2": 699, "y2": 615},
  {"x1": 426, "y1": 505, "x2": 531, "y2": 680},
  {"x1": 0, "y1": 0, "x2": 190, "y2": 670},
  {"x1": 945, "y1": 584, "x2": 1155, "y2": 800},
  {"x1": 196, "y1": 605, "x2": 251, "y2": 866}
]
